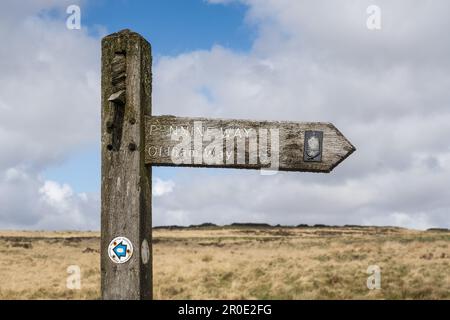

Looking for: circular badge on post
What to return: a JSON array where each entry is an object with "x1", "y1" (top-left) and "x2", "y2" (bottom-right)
[{"x1": 108, "y1": 236, "x2": 133, "y2": 264}]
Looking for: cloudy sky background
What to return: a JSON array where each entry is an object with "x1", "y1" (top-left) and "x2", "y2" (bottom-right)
[{"x1": 0, "y1": 0, "x2": 449, "y2": 230}]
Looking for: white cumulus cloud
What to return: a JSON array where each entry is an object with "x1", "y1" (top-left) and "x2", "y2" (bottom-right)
[
  {"x1": 153, "y1": 178, "x2": 175, "y2": 197},
  {"x1": 0, "y1": 0, "x2": 100, "y2": 230}
]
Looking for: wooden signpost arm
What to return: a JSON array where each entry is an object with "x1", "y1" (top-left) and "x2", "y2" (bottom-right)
[
  {"x1": 145, "y1": 115, "x2": 355, "y2": 173},
  {"x1": 101, "y1": 29, "x2": 152, "y2": 300}
]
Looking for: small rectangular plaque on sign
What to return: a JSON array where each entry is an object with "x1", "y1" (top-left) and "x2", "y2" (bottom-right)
[{"x1": 304, "y1": 131, "x2": 323, "y2": 162}]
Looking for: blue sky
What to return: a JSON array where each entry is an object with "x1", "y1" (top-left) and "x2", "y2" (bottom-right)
[
  {"x1": 44, "y1": 0, "x2": 255, "y2": 193},
  {"x1": 86, "y1": 0, "x2": 254, "y2": 55}
]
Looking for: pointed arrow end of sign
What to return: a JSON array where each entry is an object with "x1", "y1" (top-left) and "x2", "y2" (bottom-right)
[{"x1": 327, "y1": 124, "x2": 356, "y2": 173}]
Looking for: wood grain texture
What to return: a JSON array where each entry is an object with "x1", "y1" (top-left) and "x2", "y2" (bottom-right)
[
  {"x1": 145, "y1": 115, "x2": 355, "y2": 173},
  {"x1": 101, "y1": 29, "x2": 152, "y2": 300}
]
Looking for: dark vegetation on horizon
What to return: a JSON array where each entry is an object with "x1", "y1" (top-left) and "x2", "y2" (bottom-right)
[{"x1": 152, "y1": 222, "x2": 449, "y2": 232}]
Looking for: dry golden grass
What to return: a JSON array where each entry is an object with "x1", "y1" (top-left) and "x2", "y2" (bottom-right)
[{"x1": 0, "y1": 226, "x2": 449, "y2": 299}]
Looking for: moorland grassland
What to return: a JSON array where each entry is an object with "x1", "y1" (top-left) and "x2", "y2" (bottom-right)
[{"x1": 0, "y1": 226, "x2": 448, "y2": 299}]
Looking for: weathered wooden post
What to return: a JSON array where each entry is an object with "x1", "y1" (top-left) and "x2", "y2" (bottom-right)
[{"x1": 101, "y1": 29, "x2": 152, "y2": 300}]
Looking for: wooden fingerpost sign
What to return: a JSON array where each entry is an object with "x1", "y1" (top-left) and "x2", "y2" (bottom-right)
[{"x1": 101, "y1": 29, "x2": 356, "y2": 300}]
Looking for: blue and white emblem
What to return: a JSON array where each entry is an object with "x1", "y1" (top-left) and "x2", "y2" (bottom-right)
[{"x1": 108, "y1": 236, "x2": 133, "y2": 264}]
